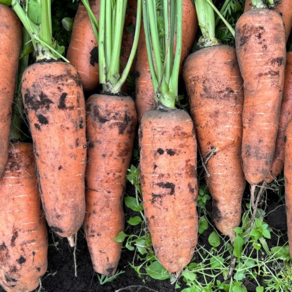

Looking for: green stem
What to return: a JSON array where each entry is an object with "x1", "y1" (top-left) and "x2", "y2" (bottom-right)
[
  {"x1": 112, "y1": 0, "x2": 142, "y2": 93},
  {"x1": 81, "y1": 0, "x2": 99, "y2": 39},
  {"x1": 99, "y1": 0, "x2": 106, "y2": 84},
  {"x1": 195, "y1": 0, "x2": 220, "y2": 48},
  {"x1": 0, "y1": 0, "x2": 12, "y2": 5},
  {"x1": 107, "y1": 0, "x2": 126, "y2": 88},
  {"x1": 205, "y1": 0, "x2": 235, "y2": 37},
  {"x1": 105, "y1": 1, "x2": 112, "y2": 69},
  {"x1": 40, "y1": 0, "x2": 52, "y2": 46},
  {"x1": 143, "y1": 2, "x2": 158, "y2": 101},
  {"x1": 10, "y1": 28, "x2": 30, "y2": 141}
]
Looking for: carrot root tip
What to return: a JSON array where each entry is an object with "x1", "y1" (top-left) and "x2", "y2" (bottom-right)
[{"x1": 67, "y1": 235, "x2": 75, "y2": 248}]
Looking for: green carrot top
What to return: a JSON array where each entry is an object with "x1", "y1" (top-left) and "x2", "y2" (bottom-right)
[
  {"x1": 250, "y1": 0, "x2": 281, "y2": 9},
  {"x1": 83, "y1": 0, "x2": 142, "y2": 95},
  {"x1": 11, "y1": 0, "x2": 66, "y2": 61},
  {"x1": 143, "y1": 0, "x2": 182, "y2": 109}
]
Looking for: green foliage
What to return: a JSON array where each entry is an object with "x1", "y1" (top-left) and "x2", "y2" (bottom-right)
[{"x1": 97, "y1": 270, "x2": 125, "y2": 285}]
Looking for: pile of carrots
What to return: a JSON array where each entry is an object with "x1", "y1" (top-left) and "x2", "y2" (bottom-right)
[{"x1": 1, "y1": 0, "x2": 292, "y2": 290}]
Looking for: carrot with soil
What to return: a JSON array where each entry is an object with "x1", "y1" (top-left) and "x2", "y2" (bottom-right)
[
  {"x1": 83, "y1": 0, "x2": 141, "y2": 276},
  {"x1": 135, "y1": 0, "x2": 198, "y2": 123},
  {"x1": 12, "y1": 0, "x2": 87, "y2": 245},
  {"x1": 140, "y1": 0, "x2": 198, "y2": 275},
  {"x1": 67, "y1": 0, "x2": 100, "y2": 93},
  {"x1": 266, "y1": 52, "x2": 292, "y2": 183},
  {"x1": 244, "y1": 0, "x2": 292, "y2": 42},
  {"x1": 183, "y1": 0, "x2": 245, "y2": 243},
  {"x1": 0, "y1": 3, "x2": 22, "y2": 178},
  {"x1": 0, "y1": 27, "x2": 48, "y2": 292},
  {"x1": 235, "y1": 0, "x2": 286, "y2": 201}
]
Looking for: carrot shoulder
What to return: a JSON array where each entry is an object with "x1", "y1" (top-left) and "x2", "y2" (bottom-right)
[
  {"x1": 85, "y1": 94, "x2": 137, "y2": 276},
  {"x1": 266, "y1": 52, "x2": 292, "y2": 183},
  {"x1": 183, "y1": 45, "x2": 246, "y2": 241},
  {"x1": 22, "y1": 61, "x2": 87, "y2": 240},
  {"x1": 0, "y1": 4, "x2": 22, "y2": 177},
  {"x1": 244, "y1": 0, "x2": 292, "y2": 42},
  {"x1": 0, "y1": 143, "x2": 47, "y2": 292},
  {"x1": 236, "y1": 9, "x2": 286, "y2": 185},
  {"x1": 67, "y1": 0, "x2": 100, "y2": 92},
  {"x1": 139, "y1": 108, "x2": 198, "y2": 274}
]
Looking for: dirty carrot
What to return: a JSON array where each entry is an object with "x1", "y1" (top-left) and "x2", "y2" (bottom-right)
[
  {"x1": 0, "y1": 143, "x2": 48, "y2": 292},
  {"x1": 135, "y1": 0, "x2": 198, "y2": 123},
  {"x1": 140, "y1": 0, "x2": 198, "y2": 275},
  {"x1": 83, "y1": 0, "x2": 141, "y2": 276},
  {"x1": 244, "y1": 0, "x2": 292, "y2": 42},
  {"x1": 236, "y1": 0, "x2": 286, "y2": 189},
  {"x1": 13, "y1": 0, "x2": 87, "y2": 245},
  {"x1": 183, "y1": 0, "x2": 245, "y2": 242},
  {"x1": 266, "y1": 52, "x2": 292, "y2": 183},
  {"x1": 67, "y1": 0, "x2": 100, "y2": 93},
  {"x1": 0, "y1": 3, "x2": 22, "y2": 178}
]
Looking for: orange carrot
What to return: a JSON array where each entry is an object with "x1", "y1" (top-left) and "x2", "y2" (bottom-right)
[
  {"x1": 84, "y1": 94, "x2": 137, "y2": 276},
  {"x1": 135, "y1": 0, "x2": 198, "y2": 123},
  {"x1": 0, "y1": 143, "x2": 48, "y2": 292},
  {"x1": 236, "y1": 7, "x2": 286, "y2": 186},
  {"x1": 244, "y1": 0, "x2": 292, "y2": 42},
  {"x1": 0, "y1": 4, "x2": 22, "y2": 177},
  {"x1": 184, "y1": 45, "x2": 246, "y2": 242},
  {"x1": 22, "y1": 62, "x2": 87, "y2": 243},
  {"x1": 284, "y1": 120, "x2": 292, "y2": 257},
  {"x1": 139, "y1": 108, "x2": 198, "y2": 275},
  {"x1": 266, "y1": 52, "x2": 292, "y2": 183},
  {"x1": 67, "y1": 0, "x2": 100, "y2": 92}
]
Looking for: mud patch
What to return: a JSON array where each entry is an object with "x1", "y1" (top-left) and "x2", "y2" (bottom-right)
[
  {"x1": 156, "y1": 182, "x2": 175, "y2": 195},
  {"x1": 58, "y1": 93, "x2": 74, "y2": 110},
  {"x1": 24, "y1": 90, "x2": 54, "y2": 111},
  {"x1": 90, "y1": 46, "x2": 99, "y2": 66}
]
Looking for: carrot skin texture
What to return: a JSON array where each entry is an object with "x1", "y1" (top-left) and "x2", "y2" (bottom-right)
[
  {"x1": 284, "y1": 121, "x2": 292, "y2": 257},
  {"x1": 85, "y1": 94, "x2": 137, "y2": 276},
  {"x1": 183, "y1": 45, "x2": 246, "y2": 240},
  {"x1": 67, "y1": 0, "x2": 100, "y2": 93},
  {"x1": 235, "y1": 9, "x2": 286, "y2": 184},
  {"x1": 266, "y1": 53, "x2": 292, "y2": 183},
  {"x1": 244, "y1": 0, "x2": 292, "y2": 42},
  {"x1": 21, "y1": 61, "x2": 86, "y2": 238},
  {"x1": 135, "y1": 0, "x2": 198, "y2": 123},
  {"x1": 0, "y1": 143, "x2": 48, "y2": 292},
  {"x1": 139, "y1": 109, "x2": 198, "y2": 274},
  {"x1": 0, "y1": 5, "x2": 22, "y2": 178}
]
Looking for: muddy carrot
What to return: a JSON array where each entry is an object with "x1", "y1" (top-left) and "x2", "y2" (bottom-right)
[
  {"x1": 0, "y1": 3, "x2": 22, "y2": 177},
  {"x1": 67, "y1": 0, "x2": 100, "y2": 93},
  {"x1": 183, "y1": 0, "x2": 245, "y2": 242}
]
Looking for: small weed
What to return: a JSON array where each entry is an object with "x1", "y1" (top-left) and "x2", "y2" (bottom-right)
[{"x1": 97, "y1": 270, "x2": 125, "y2": 285}]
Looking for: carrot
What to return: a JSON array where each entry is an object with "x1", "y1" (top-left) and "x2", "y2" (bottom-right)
[
  {"x1": 244, "y1": 0, "x2": 292, "y2": 42},
  {"x1": 22, "y1": 61, "x2": 86, "y2": 242},
  {"x1": 140, "y1": 0, "x2": 198, "y2": 275},
  {"x1": 67, "y1": 0, "x2": 100, "y2": 93},
  {"x1": 135, "y1": 0, "x2": 198, "y2": 123},
  {"x1": 284, "y1": 120, "x2": 292, "y2": 258},
  {"x1": 85, "y1": 94, "x2": 137, "y2": 276},
  {"x1": 0, "y1": 4, "x2": 22, "y2": 177},
  {"x1": 183, "y1": 1, "x2": 245, "y2": 242},
  {"x1": 235, "y1": 1, "x2": 286, "y2": 188},
  {"x1": 266, "y1": 52, "x2": 292, "y2": 183},
  {"x1": 82, "y1": 0, "x2": 141, "y2": 276},
  {"x1": 0, "y1": 143, "x2": 48, "y2": 292},
  {"x1": 13, "y1": 0, "x2": 87, "y2": 245}
]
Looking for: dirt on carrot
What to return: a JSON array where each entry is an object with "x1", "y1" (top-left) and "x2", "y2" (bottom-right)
[
  {"x1": 0, "y1": 4, "x2": 22, "y2": 178},
  {"x1": 183, "y1": 45, "x2": 246, "y2": 241},
  {"x1": 21, "y1": 61, "x2": 87, "y2": 239},
  {"x1": 236, "y1": 8, "x2": 286, "y2": 185},
  {"x1": 67, "y1": 0, "x2": 100, "y2": 93},
  {"x1": 85, "y1": 94, "x2": 137, "y2": 276},
  {"x1": 139, "y1": 108, "x2": 198, "y2": 275},
  {"x1": 0, "y1": 143, "x2": 48, "y2": 292},
  {"x1": 266, "y1": 52, "x2": 292, "y2": 183}
]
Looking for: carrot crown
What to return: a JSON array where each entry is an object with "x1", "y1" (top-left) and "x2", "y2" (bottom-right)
[
  {"x1": 250, "y1": 0, "x2": 279, "y2": 9},
  {"x1": 143, "y1": 0, "x2": 182, "y2": 109},
  {"x1": 11, "y1": 0, "x2": 66, "y2": 62},
  {"x1": 83, "y1": 0, "x2": 142, "y2": 94},
  {"x1": 195, "y1": 0, "x2": 234, "y2": 48}
]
